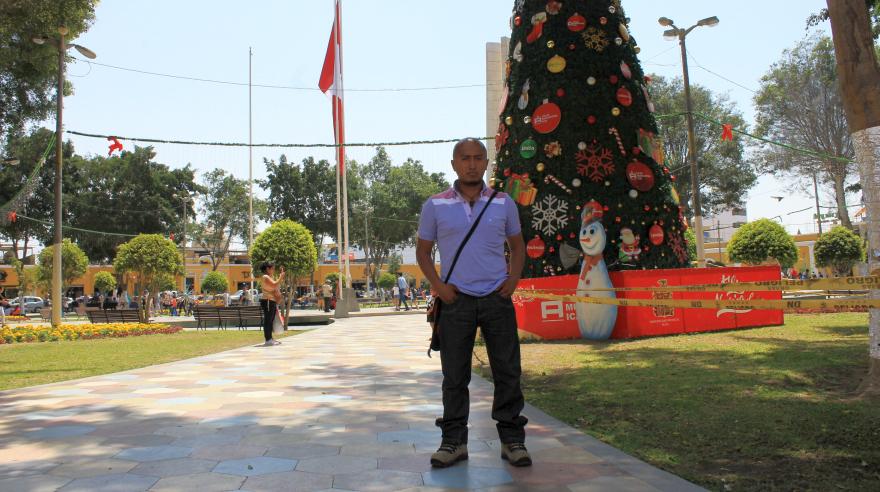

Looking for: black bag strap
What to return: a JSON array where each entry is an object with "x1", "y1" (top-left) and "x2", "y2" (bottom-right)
[{"x1": 442, "y1": 190, "x2": 499, "y2": 284}]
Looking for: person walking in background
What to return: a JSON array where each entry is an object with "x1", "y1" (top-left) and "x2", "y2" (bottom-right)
[
  {"x1": 416, "y1": 138, "x2": 530, "y2": 468},
  {"x1": 321, "y1": 280, "x2": 333, "y2": 313},
  {"x1": 259, "y1": 262, "x2": 284, "y2": 346},
  {"x1": 392, "y1": 284, "x2": 400, "y2": 311},
  {"x1": 397, "y1": 272, "x2": 411, "y2": 311}
]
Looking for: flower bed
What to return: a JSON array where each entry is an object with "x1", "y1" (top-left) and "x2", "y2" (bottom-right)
[
  {"x1": 1, "y1": 316, "x2": 30, "y2": 323},
  {"x1": 0, "y1": 323, "x2": 182, "y2": 344}
]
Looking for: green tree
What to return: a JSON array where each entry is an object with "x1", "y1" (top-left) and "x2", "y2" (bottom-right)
[
  {"x1": 754, "y1": 35, "x2": 855, "y2": 229},
  {"x1": 93, "y1": 271, "x2": 116, "y2": 295},
  {"x1": 37, "y1": 239, "x2": 88, "y2": 295},
  {"x1": 191, "y1": 169, "x2": 260, "y2": 270},
  {"x1": 9, "y1": 258, "x2": 35, "y2": 296},
  {"x1": 650, "y1": 75, "x2": 756, "y2": 218},
  {"x1": 0, "y1": 128, "x2": 74, "y2": 259},
  {"x1": 386, "y1": 254, "x2": 402, "y2": 275},
  {"x1": 0, "y1": 0, "x2": 97, "y2": 144},
  {"x1": 808, "y1": 1, "x2": 880, "y2": 38},
  {"x1": 815, "y1": 226, "x2": 865, "y2": 275},
  {"x1": 377, "y1": 272, "x2": 396, "y2": 290},
  {"x1": 113, "y1": 234, "x2": 182, "y2": 296},
  {"x1": 685, "y1": 228, "x2": 697, "y2": 264},
  {"x1": 492, "y1": 1, "x2": 693, "y2": 276},
  {"x1": 64, "y1": 146, "x2": 200, "y2": 263},
  {"x1": 201, "y1": 271, "x2": 229, "y2": 295},
  {"x1": 351, "y1": 148, "x2": 447, "y2": 287},
  {"x1": 727, "y1": 219, "x2": 798, "y2": 269},
  {"x1": 250, "y1": 220, "x2": 317, "y2": 322}
]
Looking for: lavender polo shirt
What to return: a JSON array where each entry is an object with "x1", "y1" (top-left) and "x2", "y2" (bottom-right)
[{"x1": 418, "y1": 182, "x2": 522, "y2": 297}]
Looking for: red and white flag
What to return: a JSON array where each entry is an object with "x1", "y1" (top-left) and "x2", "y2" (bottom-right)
[{"x1": 319, "y1": 0, "x2": 345, "y2": 174}]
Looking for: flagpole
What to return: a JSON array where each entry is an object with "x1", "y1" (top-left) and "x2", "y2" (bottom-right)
[
  {"x1": 333, "y1": 2, "x2": 344, "y2": 299},
  {"x1": 338, "y1": 0, "x2": 352, "y2": 290},
  {"x1": 248, "y1": 47, "x2": 254, "y2": 292}
]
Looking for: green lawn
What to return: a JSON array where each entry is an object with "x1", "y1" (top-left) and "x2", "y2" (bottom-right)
[
  {"x1": 475, "y1": 313, "x2": 880, "y2": 491},
  {"x1": 0, "y1": 330, "x2": 300, "y2": 391}
]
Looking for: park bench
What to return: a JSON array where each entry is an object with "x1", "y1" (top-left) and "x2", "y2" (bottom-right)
[
  {"x1": 85, "y1": 309, "x2": 144, "y2": 324},
  {"x1": 193, "y1": 305, "x2": 264, "y2": 330}
]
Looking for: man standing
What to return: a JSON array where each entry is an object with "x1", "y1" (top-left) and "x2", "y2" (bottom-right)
[
  {"x1": 416, "y1": 138, "x2": 530, "y2": 468},
  {"x1": 396, "y1": 273, "x2": 411, "y2": 311},
  {"x1": 321, "y1": 280, "x2": 333, "y2": 313}
]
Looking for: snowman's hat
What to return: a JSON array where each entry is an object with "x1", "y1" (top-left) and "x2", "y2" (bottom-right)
[{"x1": 581, "y1": 200, "x2": 604, "y2": 224}]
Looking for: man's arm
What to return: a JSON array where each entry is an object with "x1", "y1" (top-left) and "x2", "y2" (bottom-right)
[
  {"x1": 416, "y1": 239, "x2": 457, "y2": 304},
  {"x1": 498, "y1": 233, "x2": 525, "y2": 298}
]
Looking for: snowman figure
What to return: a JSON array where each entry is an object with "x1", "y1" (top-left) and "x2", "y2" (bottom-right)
[{"x1": 561, "y1": 200, "x2": 618, "y2": 340}]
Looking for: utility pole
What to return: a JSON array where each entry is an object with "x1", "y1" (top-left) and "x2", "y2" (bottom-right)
[
  {"x1": 248, "y1": 47, "x2": 254, "y2": 291},
  {"x1": 364, "y1": 212, "x2": 370, "y2": 295},
  {"x1": 659, "y1": 15, "x2": 720, "y2": 268},
  {"x1": 813, "y1": 172, "x2": 823, "y2": 235}
]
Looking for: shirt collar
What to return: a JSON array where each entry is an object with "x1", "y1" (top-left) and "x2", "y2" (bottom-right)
[{"x1": 452, "y1": 180, "x2": 490, "y2": 201}]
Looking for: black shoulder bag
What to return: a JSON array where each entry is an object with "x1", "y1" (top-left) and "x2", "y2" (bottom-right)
[{"x1": 427, "y1": 190, "x2": 498, "y2": 357}]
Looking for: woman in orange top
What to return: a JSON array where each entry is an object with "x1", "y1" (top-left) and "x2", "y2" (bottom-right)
[{"x1": 259, "y1": 262, "x2": 285, "y2": 346}]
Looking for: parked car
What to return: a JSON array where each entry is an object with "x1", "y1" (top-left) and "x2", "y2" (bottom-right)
[
  {"x1": 229, "y1": 289, "x2": 260, "y2": 305},
  {"x1": 9, "y1": 296, "x2": 44, "y2": 314}
]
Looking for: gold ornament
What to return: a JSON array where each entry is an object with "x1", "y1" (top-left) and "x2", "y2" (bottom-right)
[
  {"x1": 489, "y1": 177, "x2": 497, "y2": 187},
  {"x1": 536, "y1": 162, "x2": 546, "y2": 172},
  {"x1": 547, "y1": 55, "x2": 566, "y2": 73},
  {"x1": 612, "y1": 107, "x2": 621, "y2": 116},
  {"x1": 634, "y1": 46, "x2": 641, "y2": 54},
  {"x1": 619, "y1": 23, "x2": 630, "y2": 42},
  {"x1": 547, "y1": 40, "x2": 555, "y2": 48},
  {"x1": 523, "y1": 115, "x2": 532, "y2": 124},
  {"x1": 504, "y1": 116, "x2": 513, "y2": 125}
]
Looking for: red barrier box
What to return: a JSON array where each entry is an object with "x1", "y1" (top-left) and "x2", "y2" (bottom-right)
[{"x1": 513, "y1": 266, "x2": 784, "y2": 340}]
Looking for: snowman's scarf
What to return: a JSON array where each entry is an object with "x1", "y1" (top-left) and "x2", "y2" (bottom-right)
[{"x1": 578, "y1": 254, "x2": 604, "y2": 284}]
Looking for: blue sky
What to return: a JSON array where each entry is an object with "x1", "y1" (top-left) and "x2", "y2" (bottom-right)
[{"x1": 59, "y1": 0, "x2": 835, "y2": 236}]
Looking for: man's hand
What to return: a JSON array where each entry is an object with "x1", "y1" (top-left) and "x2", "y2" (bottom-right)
[
  {"x1": 497, "y1": 276, "x2": 520, "y2": 298},
  {"x1": 437, "y1": 283, "x2": 458, "y2": 304}
]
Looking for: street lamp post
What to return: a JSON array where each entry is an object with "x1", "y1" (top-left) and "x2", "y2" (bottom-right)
[
  {"x1": 659, "y1": 16, "x2": 719, "y2": 268},
  {"x1": 33, "y1": 27, "x2": 96, "y2": 326},
  {"x1": 174, "y1": 193, "x2": 191, "y2": 294}
]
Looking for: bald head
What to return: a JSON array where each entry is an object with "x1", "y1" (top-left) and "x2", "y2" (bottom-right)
[{"x1": 452, "y1": 138, "x2": 488, "y2": 159}]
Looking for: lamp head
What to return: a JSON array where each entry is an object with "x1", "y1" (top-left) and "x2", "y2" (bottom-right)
[
  {"x1": 697, "y1": 16, "x2": 720, "y2": 27},
  {"x1": 658, "y1": 17, "x2": 675, "y2": 27},
  {"x1": 72, "y1": 44, "x2": 96, "y2": 59},
  {"x1": 663, "y1": 29, "x2": 679, "y2": 41}
]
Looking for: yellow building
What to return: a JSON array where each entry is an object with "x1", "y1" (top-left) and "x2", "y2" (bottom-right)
[
  {"x1": 0, "y1": 247, "x2": 436, "y2": 298},
  {"x1": 704, "y1": 232, "x2": 840, "y2": 276}
]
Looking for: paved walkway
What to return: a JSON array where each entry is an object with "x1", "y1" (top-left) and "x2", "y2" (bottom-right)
[{"x1": 0, "y1": 315, "x2": 704, "y2": 491}]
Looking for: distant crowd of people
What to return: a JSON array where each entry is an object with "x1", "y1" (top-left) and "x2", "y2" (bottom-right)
[{"x1": 783, "y1": 268, "x2": 827, "y2": 280}]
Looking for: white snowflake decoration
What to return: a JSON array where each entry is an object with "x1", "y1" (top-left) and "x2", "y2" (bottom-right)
[{"x1": 531, "y1": 195, "x2": 569, "y2": 235}]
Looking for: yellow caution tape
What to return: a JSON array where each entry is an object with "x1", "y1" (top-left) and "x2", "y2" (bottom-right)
[
  {"x1": 521, "y1": 275, "x2": 880, "y2": 293},
  {"x1": 514, "y1": 291, "x2": 880, "y2": 311}
]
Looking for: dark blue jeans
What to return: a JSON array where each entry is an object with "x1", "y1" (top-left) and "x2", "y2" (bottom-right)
[
  {"x1": 260, "y1": 299, "x2": 276, "y2": 342},
  {"x1": 436, "y1": 291, "x2": 527, "y2": 445}
]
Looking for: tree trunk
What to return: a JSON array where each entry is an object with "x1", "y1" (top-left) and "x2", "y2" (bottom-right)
[
  {"x1": 831, "y1": 173, "x2": 854, "y2": 229},
  {"x1": 827, "y1": 0, "x2": 880, "y2": 397}
]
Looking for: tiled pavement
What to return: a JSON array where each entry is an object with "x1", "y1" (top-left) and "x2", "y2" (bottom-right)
[{"x1": 0, "y1": 314, "x2": 705, "y2": 491}]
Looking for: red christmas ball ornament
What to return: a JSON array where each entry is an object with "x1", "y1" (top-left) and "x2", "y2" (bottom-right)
[
  {"x1": 569, "y1": 232, "x2": 576, "y2": 239},
  {"x1": 671, "y1": 175, "x2": 676, "y2": 182},
  {"x1": 644, "y1": 205, "x2": 651, "y2": 211},
  {"x1": 556, "y1": 234, "x2": 563, "y2": 241},
  {"x1": 587, "y1": 115, "x2": 597, "y2": 125},
  {"x1": 626, "y1": 161, "x2": 655, "y2": 192},
  {"x1": 632, "y1": 147, "x2": 641, "y2": 155},
  {"x1": 514, "y1": 16, "x2": 522, "y2": 26},
  {"x1": 527, "y1": 237, "x2": 546, "y2": 259},
  {"x1": 567, "y1": 13, "x2": 587, "y2": 32},
  {"x1": 549, "y1": 246, "x2": 556, "y2": 253},
  {"x1": 600, "y1": 17, "x2": 608, "y2": 25},
  {"x1": 556, "y1": 88, "x2": 565, "y2": 97},
  {"x1": 643, "y1": 246, "x2": 650, "y2": 252},
  {"x1": 532, "y1": 100, "x2": 562, "y2": 134},
  {"x1": 503, "y1": 168, "x2": 512, "y2": 177},
  {"x1": 616, "y1": 86, "x2": 633, "y2": 107},
  {"x1": 615, "y1": 216, "x2": 621, "y2": 223},
  {"x1": 568, "y1": 43, "x2": 577, "y2": 51},
  {"x1": 649, "y1": 224, "x2": 665, "y2": 245},
  {"x1": 609, "y1": 75, "x2": 619, "y2": 84},
  {"x1": 603, "y1": 205, "x2": 609, "y2": 211}
]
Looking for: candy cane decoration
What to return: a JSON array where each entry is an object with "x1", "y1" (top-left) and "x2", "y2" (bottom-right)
[
  {"x1": 545, "y1": 174, "x2": 572, "y2": 194},
  {"x1": 608, "y1": 127, "x2": 626, "y2": 156}
]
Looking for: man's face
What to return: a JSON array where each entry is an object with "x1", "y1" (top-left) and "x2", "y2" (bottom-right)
[{"x1": 451, "y1": 141, "x2": 489, "y2": 185}]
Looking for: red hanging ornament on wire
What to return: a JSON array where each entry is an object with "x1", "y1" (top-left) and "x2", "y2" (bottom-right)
[
  {"x1": 7, "y1": 211, "x2": 17, "y2": 223},
  {"x1": 107, "y1": 136, "x2": 123, "y2": 156},
  {"x1": 721, "y1": 124, "x2": 734, "y2": 142}
]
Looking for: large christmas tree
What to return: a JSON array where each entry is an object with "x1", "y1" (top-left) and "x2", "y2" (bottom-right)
[{"x1": 492, "y1": 0, "x2": 690, "y2": 279}]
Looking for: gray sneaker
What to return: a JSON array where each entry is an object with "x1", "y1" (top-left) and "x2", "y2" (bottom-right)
[
  {"x1": 501, "y1": 442, "x2": 532, "y2": 467},
  {"x1": 430, "y1": 443, "x2": 468, "y2": 468},
  {"x1": 263, "y1": 341, "x2": 275, "y2": 346},
  {"x1": 272, "y1": 339, "x2": 282, "y2": 345}
]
